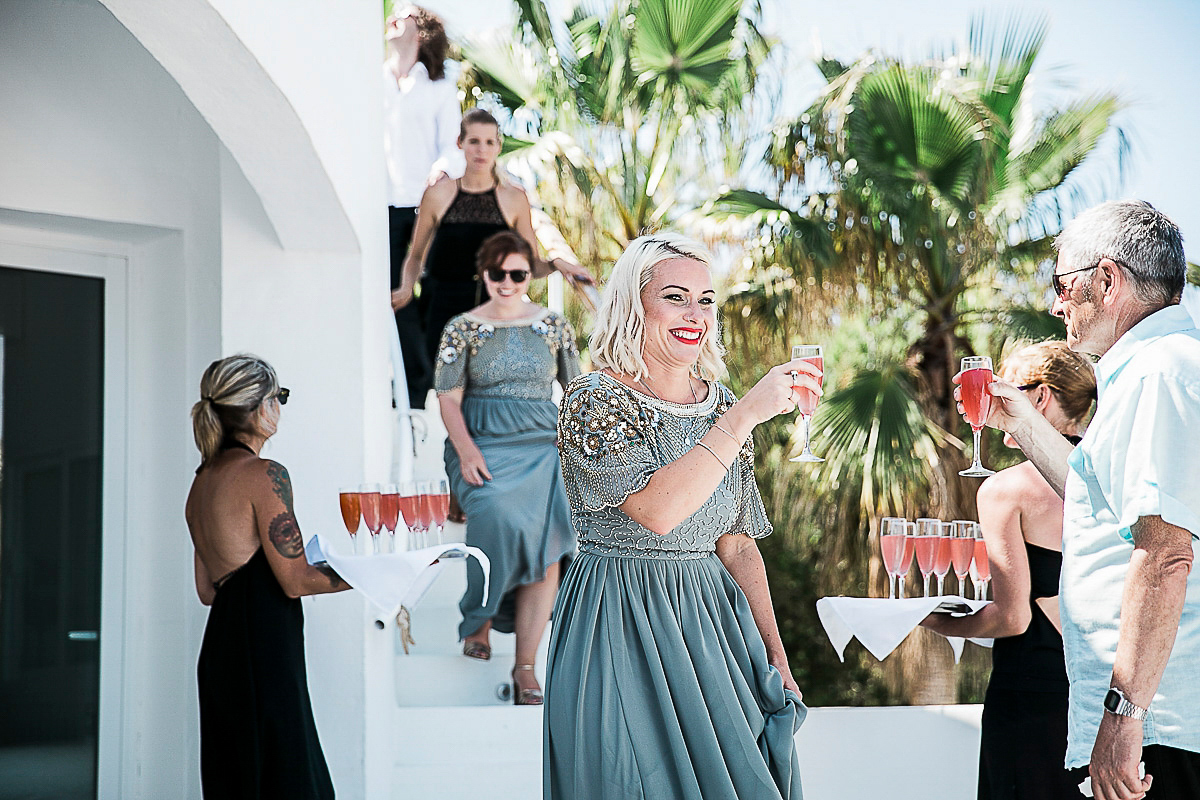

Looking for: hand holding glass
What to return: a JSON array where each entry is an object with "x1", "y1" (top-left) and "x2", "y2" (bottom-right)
[
  {"x1": 789, "y1": 345, "x2": 824, "y2": 463},
  {"x1": 959, "y1": 356, "x2": 996, "y2": 477}
]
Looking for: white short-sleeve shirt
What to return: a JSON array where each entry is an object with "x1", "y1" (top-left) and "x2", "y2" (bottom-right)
[
  {"x1": 1061, "y1": 303, "x2": 1200, "y2": 767},
  {"x1": 383, "y1": 62, "x2": 465, "y2": 208}
]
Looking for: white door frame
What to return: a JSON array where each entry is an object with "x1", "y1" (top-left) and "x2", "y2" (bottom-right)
[{"x1": 0, "y1": 222, "x2": 129, "y2": 798}]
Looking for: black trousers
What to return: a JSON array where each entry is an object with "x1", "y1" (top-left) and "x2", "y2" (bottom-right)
[{"x1": 389, "y1": 206, "x2": 431, "y2": 408}]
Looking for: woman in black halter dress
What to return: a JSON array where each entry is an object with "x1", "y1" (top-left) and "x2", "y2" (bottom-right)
[
  {"x1": 922, "y1": 341, "x2": 1097, "y2": 799},
  {"x1": 186, "y1": 355, "x2": 350, "y2": 799},
  {"x1": 391, "y1": 108, "x2": 594, "y2": 407}
]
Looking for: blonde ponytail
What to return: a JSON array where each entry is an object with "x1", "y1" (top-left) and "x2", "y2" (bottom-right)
[{"x1": 191, "y1": 354, "x2": 279, "y2": 467}]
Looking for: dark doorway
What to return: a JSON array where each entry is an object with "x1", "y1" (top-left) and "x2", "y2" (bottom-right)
[{"x1": 0, "y1": 265, "x2": 104, "y2": 799}]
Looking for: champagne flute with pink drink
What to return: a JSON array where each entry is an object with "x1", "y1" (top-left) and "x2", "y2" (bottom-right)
[
  {"x1": 898, "y1": 521, "x2": 918, "y2": 598},
  {"x1": 933, "y1": 521, "x2": 954, "y2": 596},
  {"x1": 359, "y1": 483, "x2": 383, "y2": 554},
  {"x1": 338, "y1": 486, "x2": 362, "y2": 553},
  {"x1": 430, "y1": 479, "x2": 450, "y2": 544},
  {"x1": 973, "y1": 522, "x2": 992, "y2": 600},
  {"x1": 959, "y1": 356, "x2": 996, "y2": 477},
  {"x1": 381, "y1": 484, "x2": 401, "y2": 553},
  {"x1": 398, "y1": 482, "x2": 422, "y2": 551},
  {"x1": 880, "y1": 517, "x2": 910, "y2": 599},
  {"x1": 951, "y1": 520, "x2": 976, "y2": 598},
  {"x1": 789, "y1": 345, "x2": 824, "y2": 463},
  {"x1": 416, "y1": 481, "x2": 436, "y2": 549},
  {"x1": 914, "y1": 518, "x2": 941, "y2": 597}
]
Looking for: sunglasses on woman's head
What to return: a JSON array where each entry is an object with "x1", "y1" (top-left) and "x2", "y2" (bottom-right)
[
  {"x1": 275, "y1": 387, "x2": 290, "y2": 405},
  {"x1": 485, "y1": 267, "x2": 530, "y2": 283}
]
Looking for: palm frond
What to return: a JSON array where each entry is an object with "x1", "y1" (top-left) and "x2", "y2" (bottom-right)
[{"x1": 631, "y1": 0, "x2": 744, "y2": 97}]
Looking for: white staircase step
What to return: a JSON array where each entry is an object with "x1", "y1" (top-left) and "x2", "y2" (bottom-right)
[{"x1": 391, "y1": 707, "x2": 543, "y2": 800}]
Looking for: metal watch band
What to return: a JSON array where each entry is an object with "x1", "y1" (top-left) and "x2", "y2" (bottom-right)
[{"x1": 1105, "y1": 688, "x2": 1148, "y2": 720}]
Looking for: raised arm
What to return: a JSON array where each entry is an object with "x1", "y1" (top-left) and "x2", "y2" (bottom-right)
[
  {"x1": 620, "y1": 358, "x2": 820, "y2": 535},
  {"x1": 253, "y1": 461, "x2": 348, "y2": 598},
  {"x1": 954, "y1": 372, "x2": 1076, "y2": 497}
]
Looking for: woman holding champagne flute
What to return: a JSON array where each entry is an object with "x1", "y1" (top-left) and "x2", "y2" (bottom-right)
[
  {"x1": 922, "y1": 341, "x2": 1096, "y2": 800},
  {"x1": 186, "y1": 355, "x2": 349, "y2": 798},
  {"x1": 546, "y1": 233, "x2": 816, "y2": 799},
  {"x1": 433, "y1": 231, "x2": 581, "y2": 704}
]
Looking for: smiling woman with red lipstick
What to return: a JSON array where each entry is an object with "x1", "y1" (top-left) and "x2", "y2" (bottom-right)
[{"x1": 544, "y1": 232, "x2": 821, "y2": 800}]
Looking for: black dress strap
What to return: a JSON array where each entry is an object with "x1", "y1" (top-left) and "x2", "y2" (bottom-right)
[{"x1": 195, "y1": 439, "x2": 257, "y2": 473}]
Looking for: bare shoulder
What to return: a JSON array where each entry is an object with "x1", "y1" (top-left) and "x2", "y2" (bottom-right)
[
  {"x1": 496, "y1": 182, "x2": 530, "y2": 207},
  {"x1": 420, "y1": 178, "x2": 457, "y2": 213},
  {"x1": 978, "y1": 461, "x2": 1047, "y2": 505},
  {"x1": 256, "y1": 459, "x2": 295, "y2": 510}
]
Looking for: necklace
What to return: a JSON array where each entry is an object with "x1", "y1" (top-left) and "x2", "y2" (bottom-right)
[{"x1": 638, "y1": 375, "x2": 699, "y2": 404}]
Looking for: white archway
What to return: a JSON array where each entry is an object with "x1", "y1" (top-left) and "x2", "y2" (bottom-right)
[{"x1": 103, "y1": 0, "x2": 359, "y2": 253}]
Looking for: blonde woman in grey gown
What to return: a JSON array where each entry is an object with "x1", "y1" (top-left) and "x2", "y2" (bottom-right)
[
  {"x1": 435, "y1": 231, "x2": 579, "y2": 705},
  {"x1": 546, "y1": 233, "x2": 816, "y2": 799}
]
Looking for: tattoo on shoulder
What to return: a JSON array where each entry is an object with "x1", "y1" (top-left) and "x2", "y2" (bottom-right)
[
  {"x1": 266, "y1": 462, "x2": 294, "y2": 512},
  {"x1": 316, "y1": 563, "x2": 344, "y2": 589},
  {"x1": 267, "y1": 512, "x2": 304, "y2": 559}
]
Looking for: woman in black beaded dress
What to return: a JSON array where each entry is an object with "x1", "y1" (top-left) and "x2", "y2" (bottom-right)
[
  {"x1": 391, "y1": 108, "x2": 593, "y2": 397},
  {"x1": 922, "y1": 341, "x2": 1097, "y2": 800}
]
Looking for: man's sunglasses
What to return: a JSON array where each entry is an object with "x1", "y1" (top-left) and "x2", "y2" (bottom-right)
[
  {"x1": 1051, "y1": 257, "x2": 1131, "y2": 299},
  {"x1": 1051, "y1": 263, "x2": 1099, "y2": 298},
  {"x1": 485, "y1": 267, "x2": 530, "y2": 283},
  {"x1": 275, "y1": 387, "x2": 290, "y2": 405}
]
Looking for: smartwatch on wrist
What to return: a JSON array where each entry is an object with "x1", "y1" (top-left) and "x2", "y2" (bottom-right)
[{"x1": 1103, "y1": 687, "x2": 1148, "y2": 720}]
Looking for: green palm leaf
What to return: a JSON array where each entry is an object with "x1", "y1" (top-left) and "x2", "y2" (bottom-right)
[
  {"x1": 847, "y1": 65, "x2": 986, "y2": 211},
  {"x1": 701, "y1": 189, "x2": 834, "y2": 264},
  {"x1": 807, "y1": 362, "x2": 954, "y2": 518},
  {"x1": 631, "y1": 0, "x2": 743, "y2": 96}
]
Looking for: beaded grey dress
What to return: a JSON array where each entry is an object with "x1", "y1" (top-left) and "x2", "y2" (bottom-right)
[
  {"x1": 545, "y1": 371, "x2": 806, "y2": 800},
  {"x1": 434, "y1": 308, "x2": 580, "y2": 639}
]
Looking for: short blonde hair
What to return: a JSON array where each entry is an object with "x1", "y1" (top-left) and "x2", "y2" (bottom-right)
[{"x1": 589, "y1": 232, "x2": 727, "y2": 381}]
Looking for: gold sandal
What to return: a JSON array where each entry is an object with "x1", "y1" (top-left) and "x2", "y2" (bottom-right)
[
  {"x1": 512, "y1": 665, "x2": 543, "y2": 706},
  {"x1": 462, "y1": 640, "x2": 491, "y2": 661}
]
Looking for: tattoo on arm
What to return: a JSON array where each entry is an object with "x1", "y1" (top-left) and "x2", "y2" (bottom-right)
[
  {"x1": 268, "y1": 512, "x2": 304, "y2": 559},
  {"x1": 316, "y1": 563, "x2": 345, "y2": 589},
  {"x1": 266, "y1": 461, "x2": 294, "y2": 513}
]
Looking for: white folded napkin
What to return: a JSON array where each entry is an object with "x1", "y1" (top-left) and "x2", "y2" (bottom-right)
[
  {"x1": 816, "y1": 596, "x2": 993, "y2": 664},
  {"x1": 305, "y1": 533, "x2": 490, "y2": 618}
]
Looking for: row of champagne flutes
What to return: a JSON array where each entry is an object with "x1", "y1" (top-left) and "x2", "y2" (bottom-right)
[
  {"x1": 879, "y1": 517, "x2": 991, "y2": 601},
  {"x1": 338, "y1": 481, "x2": 450, "y2": 554}
]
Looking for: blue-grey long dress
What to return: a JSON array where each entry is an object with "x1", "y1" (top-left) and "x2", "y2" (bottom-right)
[
  {"x1": 545, "y1": 371, "x2": 806, "y2": 800},
  {"x1": 434, "y1": 308, "x2": 580, "y2": 639}
]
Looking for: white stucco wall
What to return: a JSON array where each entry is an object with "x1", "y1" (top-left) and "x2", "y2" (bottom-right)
[{"x1": 1, "y1": 0, "x2": 393, "y2": 796}]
